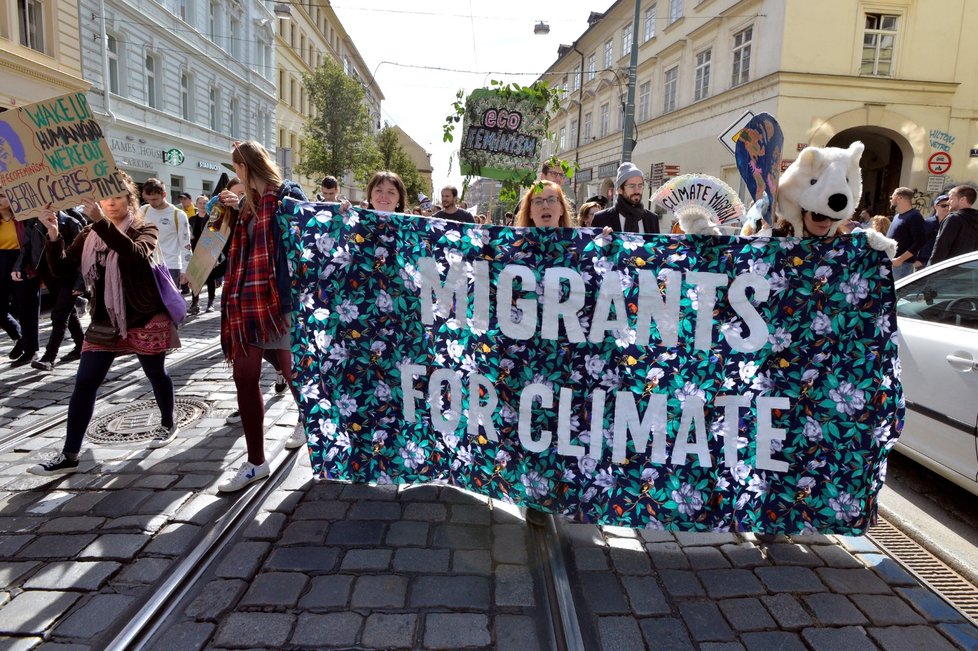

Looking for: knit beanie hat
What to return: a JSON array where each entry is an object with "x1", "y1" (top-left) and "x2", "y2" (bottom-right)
[{"x1": 615, "y1": 162, "x2": 643, "y2": 189}]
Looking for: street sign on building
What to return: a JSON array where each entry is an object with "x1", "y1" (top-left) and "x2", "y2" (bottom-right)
[
  {"x1": 928, "y1": 152, "x2": 952, "y2": 175},
  {"x1": 718, "y1": 110, "x2": 755, "y2": 155},
  {"x1": 650, "y1": 162, "x2": 665, "y2": 188},
  {"x1": 926, "y1": 175, "x2": 946, "y2": 192}
]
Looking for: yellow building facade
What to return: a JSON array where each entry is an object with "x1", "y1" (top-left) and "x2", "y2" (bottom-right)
[
  {"x1": 0, "y1": 0, "x2": 89, "y2": 110},
  {"x1": 544, "y1": 0, "x2": 978, "y2": 215},
  {"x1": 275, "y1": 3, "x2": 383, "y2": 201}
]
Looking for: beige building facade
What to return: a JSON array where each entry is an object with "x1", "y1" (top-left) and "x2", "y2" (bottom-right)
[
  {"x1": 275, "y1": 2, "x2": 383, "y2": 201},
  {"x1": 0, "y1": 0, "x2": 89, "y2": 110},
  {"x1": 544, "y1": 0, "x2": 978, "y2": 215},
  {"x1": 392, "y1": 125, "x2": 433, "y2": 199}
]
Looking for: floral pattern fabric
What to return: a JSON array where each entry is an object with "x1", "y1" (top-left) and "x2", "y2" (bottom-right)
[{"x1": 279, "y1": 200, "x2": 903, "y2": 535}]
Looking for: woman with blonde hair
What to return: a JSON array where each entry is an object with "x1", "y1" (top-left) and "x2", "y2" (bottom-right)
[
  {"x1": 216, "y1": 140, "x2": 306, "y2": 492},
  {"x1": 28, "y1": 171, "x2": 180, "y2": 475},
  {"x1": 871, "y1": 215, "x2": 892, "y2": 235},
  {"x1": 515, "y1": 181, "x2": 574, "y2": 228}
]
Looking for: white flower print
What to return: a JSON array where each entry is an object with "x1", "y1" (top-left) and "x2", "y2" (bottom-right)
[
  {"x1": 840, "y1": 273, "x2": 870, "y2": 305},
  {"x1": 446, "y1": 340, "x2": 464, "y2": 362},
  {"x1": 374, "y1": 381, "x2": 391, "y2": 401},
  {"x1": 400, "y1": 441, "x2": 426, "y2": 469},
  {"x1": 672, "y1": 483, "x2": 704, "y2": 516},
  {"x1": 803, "y1": 417, "x2": 823, "y2": 442},
  {"x1": 674, "y1": 381, "x2": 706, "y2": 405},
  {"x1": 336, "y1": 393, "x2": 357, "y2": 417},
  {"x1": 829, "y1": 492, "x2": 861, "y2": 522},
  {"x1": 829, "y1": 381, "x2": 865, "y2": 416},
  {"x1": 738, "y1": 361, "x2": 759, "y2": 384},
  {"x1": 336, "y1": 300, "x2": 359, "y2": 323},
  {"x1": 312, "y1": 307, "x2": 330, "y2": 322},
  {"x1": 376, "y1": 290, "x2": 393, "y2": 313},
  {"x1": 584, "y1": 354, "x2": 606, "y2": 378},
  {"x1": 812, "y1": 312, "x2": 833, "y2": 336},
  {"x1": 521, "y1": 471, "x2": 549, "y2": 499},
  {"x1": 594, "y1": 468, "x2": 617, "y2": 492},
  {"x1": 769, "y1": 327, "x2": 792, "y2": 353}
]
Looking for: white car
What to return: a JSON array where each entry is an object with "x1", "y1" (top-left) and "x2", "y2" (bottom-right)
[{"x1": 894, "y1": 250, "x2": 978, "y2": 496}]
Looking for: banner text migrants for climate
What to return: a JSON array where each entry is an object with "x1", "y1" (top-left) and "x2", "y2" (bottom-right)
[{"x1": 280, "y1": 202, "x2": 903, "y2": 535}]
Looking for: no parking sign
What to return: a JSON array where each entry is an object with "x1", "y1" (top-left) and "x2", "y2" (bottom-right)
[{"x1": 928, "y1": 152, "x2": 952, "y2": 175}]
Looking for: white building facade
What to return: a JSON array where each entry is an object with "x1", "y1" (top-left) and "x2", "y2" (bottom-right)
[{"x1": 79, "y1": 0, "x2": 278, "y2": 198}]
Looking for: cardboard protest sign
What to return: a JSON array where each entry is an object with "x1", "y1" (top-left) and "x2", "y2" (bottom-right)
[
  {"x1": 279, "y1": 202, "x2": 902, "y2": 535},
  {"x1": 185, "y1": 221, "x2": 229, "y2": 296},
  {"x1": 459, "y1": 88, "x2": 548, "y2": 182},
  {"x1": 0, "y1": 91, "x2": 126, "y2": 220}
]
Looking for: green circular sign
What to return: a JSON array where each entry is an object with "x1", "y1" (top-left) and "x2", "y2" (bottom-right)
[{"x1": 164, "y1": 148, "x2": 185, "y2": 166}]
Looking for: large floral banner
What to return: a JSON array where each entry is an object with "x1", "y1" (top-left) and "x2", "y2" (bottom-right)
[{"x1": 280, "y1": 201, "x2": 903, "y2": 535}]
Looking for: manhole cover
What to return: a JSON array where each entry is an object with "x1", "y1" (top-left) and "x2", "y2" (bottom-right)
[{"x1": 87, "y1": 398, "x2": 210, "y2": 444}]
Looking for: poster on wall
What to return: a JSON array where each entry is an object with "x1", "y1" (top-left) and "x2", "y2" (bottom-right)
[
  {"x1": 0, "y1": 91, "x2": 127, "y2": 220},
  {"x1": 278, "y1": 201, "x2": 903, "y2": 535},
  {"x1": 459, "y1": 88, "x2": 548, "y2": 182}
]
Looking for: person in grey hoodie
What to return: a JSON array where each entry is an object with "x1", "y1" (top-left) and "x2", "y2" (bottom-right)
[{"x1": 929, "y1": 185, "x2": 978, "y2": 266}]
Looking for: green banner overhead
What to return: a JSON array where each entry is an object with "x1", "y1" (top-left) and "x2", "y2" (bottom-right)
[{"x1": 459, "y1": 88, "x2": 548, "y2": 182}]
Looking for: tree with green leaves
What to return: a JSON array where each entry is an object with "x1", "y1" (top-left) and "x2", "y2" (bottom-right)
[
  {"x1": 375, "y1": 124, "x2": 430, "y2": 206},
  {"x1": 297, "y1": 58, "x2": 377, "y2": 182}
]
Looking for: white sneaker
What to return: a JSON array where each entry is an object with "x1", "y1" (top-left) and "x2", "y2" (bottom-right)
[
  {"x1": 274, "y1": 371, "x2": 288, "y2": 394},
  {"x1": 285, "y1": 422, "x2": 306, "y2": 449},
  {"x1": 225, "y1": 410, "x2": 241, "y2": 424},
  {"x1": 218, "y1": 461, "x2": 269, "y2": 493},
  {"x1": 148, "y1": 424, "x2": 179, "y2": 449},
  {"x1": 27, "y1": 452, "x2": 80, "y2": 476}
]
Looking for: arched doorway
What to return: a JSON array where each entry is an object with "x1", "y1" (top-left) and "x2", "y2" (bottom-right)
[{"x1": 827, "y1": 128, "x2": 904, "y2": 216}]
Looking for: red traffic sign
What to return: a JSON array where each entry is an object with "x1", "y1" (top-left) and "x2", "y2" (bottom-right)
[{"x1": 928, "y1": 152, "x2": 952, "y2": 175}]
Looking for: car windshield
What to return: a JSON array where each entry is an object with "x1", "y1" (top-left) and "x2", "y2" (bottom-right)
[{"x1": 895, "y1": 259, "x2": 978, "y2": 328}]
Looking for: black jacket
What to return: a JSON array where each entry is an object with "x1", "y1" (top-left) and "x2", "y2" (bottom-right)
[
  {"x1": 16, "y1": 209, "x2": 85, "y2": 286},
  {"x1": 591, "y1": 195, "x2": 660, "y2": 234},
  {"x1": 929, "y1": 207, "x2": 978, "y2": 266}
]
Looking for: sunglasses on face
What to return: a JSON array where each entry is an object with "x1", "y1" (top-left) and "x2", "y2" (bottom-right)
[{"x1": 937, "y1": 203, "x2": 949, "y2": 208}]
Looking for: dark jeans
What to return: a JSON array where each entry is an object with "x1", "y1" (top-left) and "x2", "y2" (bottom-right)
[
  {"x1": 16, "y1": 275, "x2": 41, "y2": 354},
  {"x1": 0, "y1": 249, "x2": 21, "y2": 342},
  {"x1": 64, "y1": 351, "x2": 174, "y2": 454},
  {"x1": 43, "y1": 281, "x2": 83, "y2": 358}
]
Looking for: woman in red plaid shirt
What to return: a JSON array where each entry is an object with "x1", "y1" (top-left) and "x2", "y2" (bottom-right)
[{"x1": 216, "y1": 141, "x2": 306, "y2": 492}]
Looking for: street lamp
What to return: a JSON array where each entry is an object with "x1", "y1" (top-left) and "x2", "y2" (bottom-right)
[
  {"x1": 273, "y1": 3, "x2": 292, "y2": 19},
  {"x1": 621, "y1": 0, "x2": 641, "y2": 163},
  {"x1": 534, "y1": 21, "x2": 550, "y2": 35}
]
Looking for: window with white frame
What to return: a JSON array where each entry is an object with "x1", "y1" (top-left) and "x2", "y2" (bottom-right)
[
  {"x1": 599, "y1": 103, "x2": 609, "y2": 138},
  {"x1": 669, "y1": 0, "x2": 683, "y2": 23},
  {"x1": 644, "y1": 4, "x2": 657, "y2": 41},
  {"x1": 572, "y1": 66, "x2": 581, "y2": 91},
  {"x1": 570, "y1": 119, "x2": 578, "y2": 148},
  {"x1": 622, "y1": 23, "x2": 632, "y2": 57},
  {"x1": 603, "y1": 39, "x2": 613, "y2": 68},
  {"x1": 181, "y1": 72, "x2": 191, "y2": 120},
  {"x1": 559, "y1": 127, "x2": 566, "y2": 151},
  {"x1": 617, "y1": 104, "x2": 624, "y2": 131},
  {"x1": 18, "y1": 0, "x2": 45, "y2": 52},
  {"x1": 861, "y1": 13, "x2": 897, "y2": 76},
  {"x1": 208, "y1": 1, "x2": 217, "y2": 40},
  {"x1": 731, "y1": 25, "x2": 752, "y2": 87},
  {"x1": 229, "y1": 97, "x2": 239, "y2": 137},
  {"x1": 259, "y1": 37, "x2": 271, "y2": 79},
  {"x1": 145, "y1": 54, "x2": 159, "y2": 109},
  {"x1": 209, "y1": 87, "x2": 218, "y2": 131},
  {"x1": 663, "y1": 66, "x2": 678, "y2": 112},
  {"x1": 106, "y1": 33, "x2": 120, "y2": 95},
  {"x1": 587, "y1": 53, "x2": 596, "y2": 81},
  {"x1": 583, "y1": 112, "x2": 592, "y2": 141},
  {"x1": 694, "y1": 48, "x2": 711, "y2": 101},
  {"x1": 230, "y1": 15, "x2": 241, "y2": 59},
  {"x1": 638, "y1": 80, "x2": 651, "y2": 121}
]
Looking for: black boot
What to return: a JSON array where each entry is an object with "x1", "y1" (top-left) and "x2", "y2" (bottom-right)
[
  {"x1": 60, "y1": 345, "x2": 82, "y2": 364},
  {"x1": 10, "y1": 350, "x2": 37, "y2": 367}
]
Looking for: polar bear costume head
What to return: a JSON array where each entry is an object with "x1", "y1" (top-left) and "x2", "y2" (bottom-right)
[{"x1": 775, "y1": 142, "x2": 864, "y2": 237}]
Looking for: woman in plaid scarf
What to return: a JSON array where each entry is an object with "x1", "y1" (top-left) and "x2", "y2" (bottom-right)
[{"x1": 217, "y1": 141, "x2": 306, "y2": 492}]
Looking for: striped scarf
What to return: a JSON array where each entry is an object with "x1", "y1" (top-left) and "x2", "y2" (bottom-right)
[{"x1": 221, "y1": 187, "x2": 287, "y2": 362}]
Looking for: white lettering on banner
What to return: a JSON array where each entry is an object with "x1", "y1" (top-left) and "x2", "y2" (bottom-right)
[
  {"x1": 400, "y1": 362, "x2": 792, "y2": 469},
  {"x1": 415, "y1": 256, "x2": 773, "y2": 353}
]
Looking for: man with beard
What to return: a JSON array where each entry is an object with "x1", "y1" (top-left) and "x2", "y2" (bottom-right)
[
  {"x1": 591, "y1": 162, "x2": 659, "y2": 233},
  {"x1": 432, "y1": 186, "x2": 474, "y2": 223}
]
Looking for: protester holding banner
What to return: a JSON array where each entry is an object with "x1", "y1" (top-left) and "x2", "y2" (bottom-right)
[
  {"x1": 27, "y1": 171, "x2": 181, "y2": 476},
  {"x1": 514, "y1": 180, "x2": 573, "y2": 228},
  {"x1": 364, "y1": 171, "x2": 408, "y2": 214},
  {"x1": 217, "y1": 141, "x2": 307, "y2": 493},
  {"x1": 591, "y1": 162, "x2": 660, "y2": 234},
  {"x1": 188, "y1": 194, "x2": 218, "y2": 315}
]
